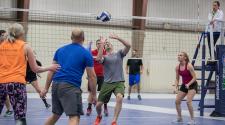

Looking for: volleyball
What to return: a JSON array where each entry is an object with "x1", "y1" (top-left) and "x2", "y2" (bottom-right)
[{"x1": 96, "y1": 11, "x2": 111, "y2": 22}]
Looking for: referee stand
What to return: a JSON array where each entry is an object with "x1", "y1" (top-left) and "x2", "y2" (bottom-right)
[{"x1": 192, "y1": 22, "x2": 225, "y2": 117}]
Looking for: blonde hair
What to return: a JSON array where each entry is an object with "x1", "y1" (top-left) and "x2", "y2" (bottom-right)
[
  {"x1": 8, "y1": 23, "x2": 25, "y2": 43},
  {"x1": 181, "y1": 51, "x2": 190, "y2": 63}
]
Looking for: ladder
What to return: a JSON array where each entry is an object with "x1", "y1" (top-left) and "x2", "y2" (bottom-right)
[{"x1": 192, "y1": 32, "x2": 217, "y2": 116}]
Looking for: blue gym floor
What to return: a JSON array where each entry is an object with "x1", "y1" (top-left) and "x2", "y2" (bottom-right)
[{"x1": 0, "y1": 93, "x2": 225, "y2": 125}]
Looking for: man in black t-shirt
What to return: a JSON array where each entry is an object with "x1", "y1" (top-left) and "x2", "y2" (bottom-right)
[{"x1": 126, "y1": 50, "x2": 143, "y2": 100}]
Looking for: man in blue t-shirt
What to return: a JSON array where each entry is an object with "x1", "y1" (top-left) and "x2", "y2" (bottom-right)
[{"x1": 41, "y1": 28, "x2": 97, "y2": 125}]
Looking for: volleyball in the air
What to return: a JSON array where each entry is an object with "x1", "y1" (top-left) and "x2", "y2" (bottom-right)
[{"x1": 96, "y1": 11, "x2": 111, "y2": 22}]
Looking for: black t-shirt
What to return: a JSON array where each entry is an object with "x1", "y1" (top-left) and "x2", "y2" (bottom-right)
[{"x1": 127, "y1": 58, "x2": 143, "y2": 74}]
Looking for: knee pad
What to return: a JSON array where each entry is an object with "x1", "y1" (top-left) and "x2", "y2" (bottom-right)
[{"x1": 16, "y1": 118, "x2": 27, "y2": 125}]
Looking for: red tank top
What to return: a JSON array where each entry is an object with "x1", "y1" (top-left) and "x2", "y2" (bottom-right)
[
  {"x1": 178, "y1": 64, "x2": 193, "y2": 85},
  {"x1": 92, "y1": 49, "x2": 106, "y2": 76}
]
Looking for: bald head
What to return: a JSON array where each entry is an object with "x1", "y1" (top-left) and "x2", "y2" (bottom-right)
[{"x1": 71, "y1": 28, "x2": 84, "y2": 43}]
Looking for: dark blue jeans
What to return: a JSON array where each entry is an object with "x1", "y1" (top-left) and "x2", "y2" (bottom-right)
[{"x1": 207, "y1": 32, "x2": 220, "y2": 57}]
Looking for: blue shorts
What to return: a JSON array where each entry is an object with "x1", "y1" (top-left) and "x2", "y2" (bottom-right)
[{"x1": 129, "y1": 74, "x2": 140, "y2": 86}]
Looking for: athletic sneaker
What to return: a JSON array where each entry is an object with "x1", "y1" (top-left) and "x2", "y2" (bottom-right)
[
  {"x1": 187, "y1": 120, "x2": 196, "y2": 125},
  {"x1": 86, "y1": 108, "x2": 92, "y2": 116},
  {"x1": 4, "y1": 110, "x2": 13, "y2": 117},
  {"x1": 138, "y1": 95, "x2": 142, "y2": 100},
  {"x1": 111, "y1": 121, "x2": 117, "y2": 125},
  {"x1": 104, "y1": 106, "x2": 109, "y2": 116},
  {"x1": 94, "y1": 116, "x2": 102, "y2": 125},
  {"x1": 172, "y1": 118, "x2": 183, "y2": 124},
  {"x1": 127, "y1": 96, "x2": 130, "y2": 100}
]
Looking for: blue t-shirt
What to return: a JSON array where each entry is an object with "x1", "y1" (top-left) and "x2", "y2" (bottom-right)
[{"x1": 52, "y1": 43, "x2": 93, "y2": 88}]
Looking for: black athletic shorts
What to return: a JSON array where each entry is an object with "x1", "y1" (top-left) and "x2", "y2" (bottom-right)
[
  {"x1": 88, "y1": 76, "x2": 104, "y2": 91},
  {"x1": 179, "y1": 81, "x2": 198, "y2": 93},
  {"x1": 52, "y1": 82, "x2": 84, "y2": 116}
]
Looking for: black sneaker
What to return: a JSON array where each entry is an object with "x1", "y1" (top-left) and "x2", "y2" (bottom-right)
[{"x1": 138, "y1": 95, "x2": 142, "y2": 100}]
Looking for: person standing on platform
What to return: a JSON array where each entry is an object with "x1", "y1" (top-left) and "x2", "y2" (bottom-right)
[{"x1": 207, "y1": 1, "x2": 224, "y2": 59}]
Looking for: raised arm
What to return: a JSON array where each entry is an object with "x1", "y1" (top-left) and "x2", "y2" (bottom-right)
[
  {"x1": 109, "y1": 34, "x2": 131, "y2": 55},
  {"x1": 96, "y1": 37, "x2": 106, "y2": 62},
  {"x1": 86, "y1": 41, "x2": 93, "y2": 52}
]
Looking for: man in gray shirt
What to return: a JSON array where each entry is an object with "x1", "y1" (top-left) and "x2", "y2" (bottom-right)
[{"x1": 94, "y1": 34, "x2": 131, "y2": 125}]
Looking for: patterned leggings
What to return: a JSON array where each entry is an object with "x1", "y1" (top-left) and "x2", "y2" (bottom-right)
[{"x1": 0, "y1": 83, "x2": 27, "y2": 120}]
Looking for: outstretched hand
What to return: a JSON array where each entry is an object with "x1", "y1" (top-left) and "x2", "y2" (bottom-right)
[
  {"x1": 109, "y1": 33, "x2": 119, "y2": 40},
  {"x1": 40, "y1": 89, "x2": 48, "y2": 98},
  {"x1": 49, "y1": 64, "x2": 61, "y2": 72},
  {"x1": 99, "y1": 36, "x2": 107, "y2": 45}
]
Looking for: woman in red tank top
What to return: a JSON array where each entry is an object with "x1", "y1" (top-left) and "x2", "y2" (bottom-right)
[{"x1": 173, "y1": 52, "x2": 197, "y2": 125}]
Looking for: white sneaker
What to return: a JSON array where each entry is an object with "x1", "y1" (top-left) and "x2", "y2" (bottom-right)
[
  {"x1": 187, "y1": 120, "x2": 196, "y2": 125},
  {"x1": 172, "y1": 118, "x2": 183, "y2": 124}
]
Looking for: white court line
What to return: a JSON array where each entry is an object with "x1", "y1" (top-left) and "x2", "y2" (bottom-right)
[
  {"x1": 106, "y1": 102, "x2": 225, "y2": 121},
  {"x1": 26, "y1": 93, "x2": 224, "y2": 121}
]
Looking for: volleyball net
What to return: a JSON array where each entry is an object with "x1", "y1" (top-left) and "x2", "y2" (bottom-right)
[{"x1": 0, "y1": 7, "x2": 213, "y2": 61}]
